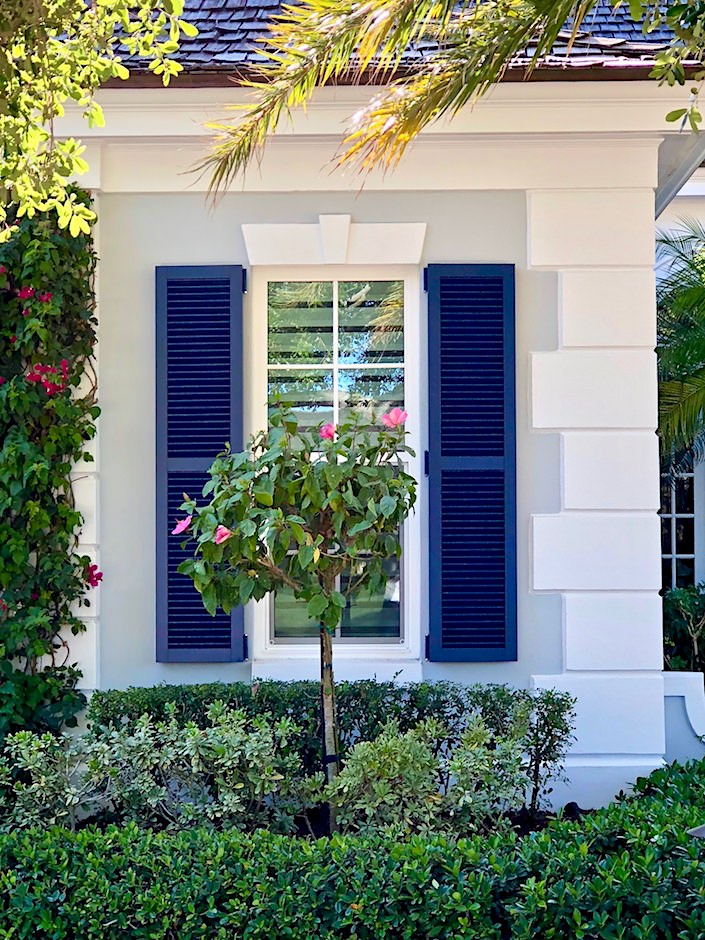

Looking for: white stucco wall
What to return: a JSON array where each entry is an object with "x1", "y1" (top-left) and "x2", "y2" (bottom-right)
[{"x1": 97, "y1": 189, "x2": 563, "y2": 689}]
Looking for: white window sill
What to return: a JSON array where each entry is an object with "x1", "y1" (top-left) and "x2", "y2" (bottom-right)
[{"x1": 252, "y1": 656, "x2": 423, "y2": 683}]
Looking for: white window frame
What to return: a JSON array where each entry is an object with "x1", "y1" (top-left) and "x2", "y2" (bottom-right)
[{"x1": 244, "y1": 263, "x2": 424, "y2": 670}]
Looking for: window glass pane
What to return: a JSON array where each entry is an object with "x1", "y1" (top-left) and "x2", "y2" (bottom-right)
[
  {"x1": 676, "y1": 558, "x2": 696, "y2": 587},
  {"x1": 660, "y1": 477, "x2": 672, "y2": 515},
  {"x1": 661, "y1": 518, "x2": 672, "y2": 555},
  {"x1": 268, "y1": 370, "x2": 334, "y2": 430},
  {"x1": 268, "y1": 281, "x2": 333, "y2": 364},
  {"x1": 273, "y1": 587, "x2": 319, "y2": 638},
  {"x1": 338, "y1": 280, "x2": 404, "y2": 365},
  {"x1": 338, "y1": 367, "x2": 404, "y2": 425},
  {"x1": 340, "y1": 556, "x2": 401, "y2": 638},
  {"x1": 675, "y1": 518, "x2": 695, "y2": 555},
  {"x1": 662, "y1": 557, "x2": 673, "y2": 591},
  {"x1": 676, "y1": 475, "x2": 694, "y2": 515}
]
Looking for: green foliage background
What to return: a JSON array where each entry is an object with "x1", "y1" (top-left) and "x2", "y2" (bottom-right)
[{"x1": 0, "y1": 193, "x2": 98, "y2": 738}]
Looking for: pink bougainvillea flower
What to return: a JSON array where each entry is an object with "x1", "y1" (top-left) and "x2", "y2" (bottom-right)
[
  {"x1": 9, "y1": 335, "x2": 16, "y2": 345},
  {"x1": 0, "y1": 599, "x2": 6, "y2": 613},
  {"x1": 86, "y1": 564, "x2": 103, "y2": 588},
  {"x1": 0, "y1": 266, "x2": 7, "y2": 275},
  {"x1": 22, "y1": 309, "x2": 30, "y2": 317},
  {"x1": 171, "y1": 515, "x2": 192, "y2": 536},
  {"x1": 38, "y1": 292, "x2": 53, "y2": 303},
  {"x1": 381, "y1": 407, "x2": 408, "y2": 429},
  {"x1": 17, "y1": 287, "x2": 35, "y2": 300},
  {"x1": 31, "y1": 591, "x2": 39, "y2": 601},
  {"x1": 319, "y1": 423, "x2": 336, "y2": 440},
  {"x1": 0, "y1": 377, "x2": 5, "y2": 386},
  {"x1": 214, "y1": 525, "x2": 233, "y2": 545}
]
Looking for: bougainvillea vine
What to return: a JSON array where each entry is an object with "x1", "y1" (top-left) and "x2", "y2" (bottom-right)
[{"x1": 0, "y1": 190, "x2": 99, "y2": 738}]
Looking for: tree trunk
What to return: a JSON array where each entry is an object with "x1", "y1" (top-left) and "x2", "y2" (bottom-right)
[{"x1": 320, "y1": 624, "x2": 340, "y2": 831}]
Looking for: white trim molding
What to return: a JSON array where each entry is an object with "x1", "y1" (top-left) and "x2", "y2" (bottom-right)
[
  {"x1": 242, "y1": 215, "x2": 427, "y2": 266},
  {"x1": 663, "y1": 671, "x2": 705, "y2": 738}
]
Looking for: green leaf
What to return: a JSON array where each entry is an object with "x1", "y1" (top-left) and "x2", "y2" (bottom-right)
[
  {"x1": 331, "y1": 591, "x2": 346, "y2": 608},
  {"x1": 666, "y1": 108, "x2": 688, "y2": 123},
  {"x1": 348, "y1": 520, "x2": 373, "y2": 537},
  {"x1": 380, "y1": 495, "x2": 396, "y2": 518},
  {"x1": 306, "y1": 594, "x2": 328, "y2": 619}
]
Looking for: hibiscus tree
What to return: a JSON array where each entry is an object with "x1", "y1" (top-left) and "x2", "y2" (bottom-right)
[{"x1": 173, "y1": 403, "x2": 416, "y2": 813}]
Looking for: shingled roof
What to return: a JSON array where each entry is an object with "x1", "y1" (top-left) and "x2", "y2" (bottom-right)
[{"x1": 134, "y1": 0, "x2": 676, "y2": 79}]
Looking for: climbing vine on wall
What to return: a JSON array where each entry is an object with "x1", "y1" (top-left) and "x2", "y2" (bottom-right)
[{"x1": 0, "y1": 191, "x2": 100, "y2": 738}]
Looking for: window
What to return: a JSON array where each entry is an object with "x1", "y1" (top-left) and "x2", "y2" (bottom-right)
[
  {"x1": 661, "y1": 472, "x2": 697, "y2": 589},
  {"x1": 266, "y1": 278, "x2": 405, "y2": 642}
]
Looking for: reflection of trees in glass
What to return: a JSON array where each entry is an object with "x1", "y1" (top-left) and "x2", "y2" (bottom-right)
[
  {"x1": 268, "y1": 370, "x2": 334, "y2": 427},
  {"x1": 339, "y1": 280, "x2": 403, "y2": 365},
  {"x1": 268, "y1": 281, "x2": 333, "y2": 364},
  {"x1": 339, "y1": 368, "x2": 404, "y2": 422}
]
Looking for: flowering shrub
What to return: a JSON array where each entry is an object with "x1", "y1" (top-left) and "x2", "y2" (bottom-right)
[
  {"x1": 0, "y1": 193, "x2": 100, "y2": 738},
  {"x1": 176, "y1": 404, "x2": 416, "y2": 793}
]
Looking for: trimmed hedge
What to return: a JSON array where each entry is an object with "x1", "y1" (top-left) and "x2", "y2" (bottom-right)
[
  {"x1": 87, "y1": 680, "x2": 575, "y2": 809},
  {"x1": 1, "y1": 759, "x2": 705, "y2": 938}
]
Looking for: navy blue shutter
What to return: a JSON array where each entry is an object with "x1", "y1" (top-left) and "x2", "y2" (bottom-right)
[
  {"x1": 155, "y1": 265, "x2": 245, "y2": 662},
  {"x1": 426, "y1": 264, "x2": 516, "y2": 662}
]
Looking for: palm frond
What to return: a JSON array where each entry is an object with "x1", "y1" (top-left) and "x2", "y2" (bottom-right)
[{"x1": 201, "y1": 0, "x2": 601, "y2": 191}]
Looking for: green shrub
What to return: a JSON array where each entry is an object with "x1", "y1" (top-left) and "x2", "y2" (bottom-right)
[
  {"x1": 328, "y1": 716, "x2": 529, "y2": 835},
  {"x1": 1, "y1": 760, "x2": 705, "y2": 938},
  {"x1": 663, "y1": 582, "x2": 705, "y2": 672},
  {"x1": 0, "y1": 704, "x2": 316, "y2": 833},
  {"x1": 327, "y1": 720, "x2": 442, "y2": 834},
  {"x1": 87, "y1": 679, "x2": 575, "y2": 810}
]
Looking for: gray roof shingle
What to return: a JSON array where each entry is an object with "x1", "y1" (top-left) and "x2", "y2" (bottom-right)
[{"x1": 132, "y1": 0, "x2": 676, "y2": 75}]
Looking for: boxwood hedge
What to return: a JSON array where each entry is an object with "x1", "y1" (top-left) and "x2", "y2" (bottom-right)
[{"x1": 1, "y1": 758, "x2": 705, "y2": 938}]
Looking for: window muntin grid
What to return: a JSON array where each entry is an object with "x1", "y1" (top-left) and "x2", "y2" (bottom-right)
[
  {"x1": 267, "y1": 279, "x2": 404, "y2": 642},
  {"x1": 660, "y1": 473, "x2": 696, "y2": 589}
]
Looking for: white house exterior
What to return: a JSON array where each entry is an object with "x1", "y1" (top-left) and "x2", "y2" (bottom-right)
[{"x1": 57, "y1": 6, "x2": 705, "y2": 806}]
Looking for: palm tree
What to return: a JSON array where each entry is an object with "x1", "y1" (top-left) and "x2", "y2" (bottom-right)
[
  {"x1": 658, "y1": 219, "x2": 705, "y2": 474},
  {"x1": 201, "y1": 0, "x2": 700, "y2": 190}
]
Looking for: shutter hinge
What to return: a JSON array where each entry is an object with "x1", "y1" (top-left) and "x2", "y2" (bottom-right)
[
  {"x1": 423, "y1": 267, "x2": 428, "y2": 293},
  {"x1": 424, "y1": 634, "x2": 430, "y2": 660},
  {"x1": 243, "y1": 633, "x2": 249, "y2": 661},
  {"x1": 424, "y1": 450, "x2": 429, "y2": 476},
  {"x1": 241, "y1": 268, "x2": 248, "y2": 294}
]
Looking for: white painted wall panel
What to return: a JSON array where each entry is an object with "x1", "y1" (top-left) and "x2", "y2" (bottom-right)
[
  {"x1": 533, "y1": 673, "x2": 665, "y2": 754},
  {"x1": 560, "y1": 269, "x2": 656, "y2": 348},
  {"x1": 528, "y1": 190, "x2": 655, "y2": 268},
  {"x1": 533, "y1": 513, "x2": 661, "y2": 591},
  {"x1": 564, "y1": 593, "x2": 663, "y2": 670},
  {"x1": 562, "y1": 432, "x2": 660, "y2": 510},
  {"x1": 532, "y1": 350, "x2": 657, "y2": 429}
]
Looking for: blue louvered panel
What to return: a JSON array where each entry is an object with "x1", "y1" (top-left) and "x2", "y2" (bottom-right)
[
  {"x1": 427, "y1": 264, "x2": 516, "y2": 662},
  {"x1": 166, "y1": 278, "x2": 232, "y2": 458},
  {"x1": 439, "y1": 276, "x2": 505, "y2": 459},
  {"x1": 440, "y1": 470, "x2": 506, "y2": 649},
  {"x1": 156, "y1": 265, "x2": 245, "y2": 663},
  {"x1": 166, "y1": 472, "x2": 232, "y2": 649}
]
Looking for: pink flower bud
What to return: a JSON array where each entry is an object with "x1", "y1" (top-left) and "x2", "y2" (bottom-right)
[
  {"x1": 214, "y1": 525, "x2": 232, "y2": 545},
  {"x1": 319, "y1": 423, "x2": 335, "y2": 440},
  {"x1": 17, "y1": 287, "x2": 35, "y2": 300},
  {"x1": 38, "y1": 292, "x2": 53, "y2": 303}
]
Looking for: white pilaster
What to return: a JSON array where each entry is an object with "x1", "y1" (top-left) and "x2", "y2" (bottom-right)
[{"x1": 528, "y1": 178, "x2": 665, "y2": 807}]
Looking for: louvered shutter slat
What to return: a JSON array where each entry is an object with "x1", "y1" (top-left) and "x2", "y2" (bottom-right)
[
  {"x1": 427, "y1": 264, "x2": 516, "y2": 662},
  {"x1": 156, "y1": 265, "x2": 245, "y2": 663}
]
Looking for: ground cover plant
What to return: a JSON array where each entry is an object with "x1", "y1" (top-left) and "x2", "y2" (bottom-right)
[{"x1": 0, "y1": 757, "x2": 704, "y2": 938}]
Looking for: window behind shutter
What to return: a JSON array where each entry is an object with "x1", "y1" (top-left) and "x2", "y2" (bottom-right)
[
  {"x1": 426, "y1": 264, "x2": 516, "y2": 662},
  {"x1": 155, "y1": 265, "x2": 245, "y2": 662}
]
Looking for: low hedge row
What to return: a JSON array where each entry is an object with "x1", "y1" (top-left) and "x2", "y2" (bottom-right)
[
  {"x1": 86, "y1": 680, "x2": 574, "y2": 804},
  {"x1": 1, "y1": 759, "x2": 705, "y2": 938}
]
